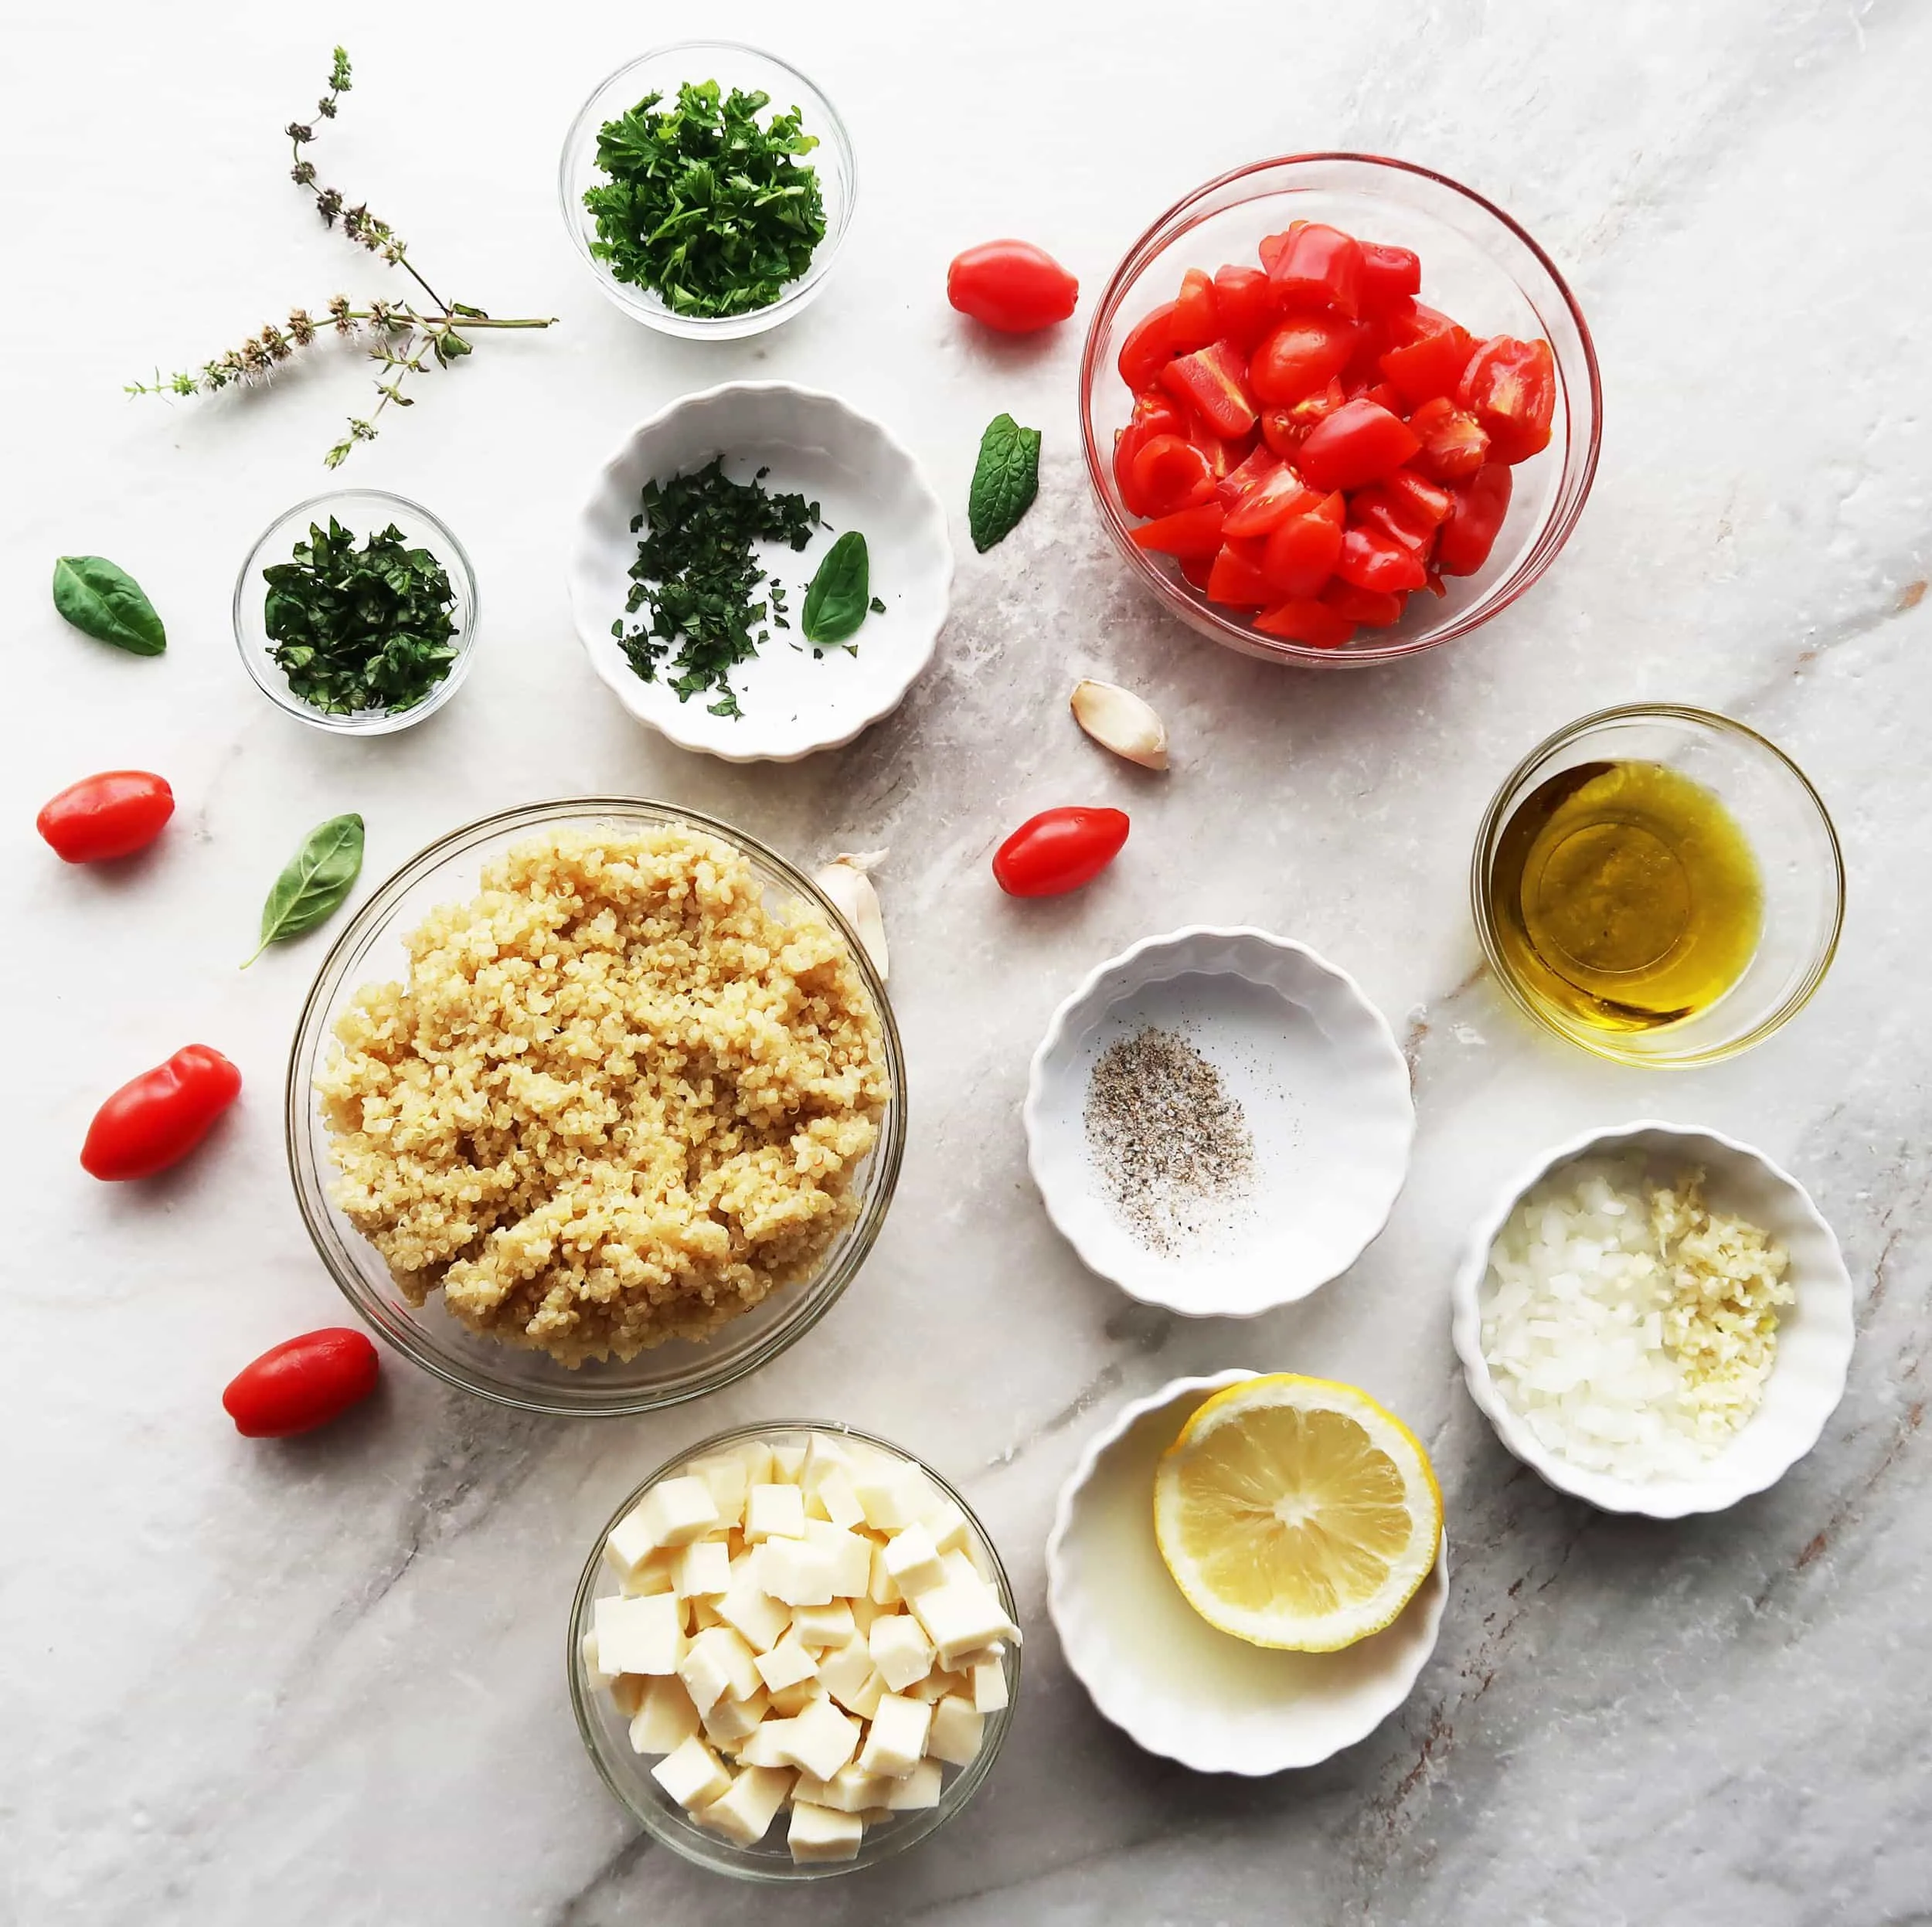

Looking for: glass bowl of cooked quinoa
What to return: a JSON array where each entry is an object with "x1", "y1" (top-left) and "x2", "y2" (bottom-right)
[{"x1": 284, "y1": 798, "x2": 906, "y2": 1416}]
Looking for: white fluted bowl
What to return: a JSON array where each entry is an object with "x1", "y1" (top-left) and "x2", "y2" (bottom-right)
[
  {"x1": 1046, "y1": 1370, "x2": 1448, "y2": 1774},
  {"x1": 1023, "y1": 928, "x2": 1414, "y2": 1315},
  {"x1": 566, "y1": 382, "x2": 951, "y2": 762},
  {"x1": 1450, "y1": 1121, "x2": 1855, "y2": 1517}
]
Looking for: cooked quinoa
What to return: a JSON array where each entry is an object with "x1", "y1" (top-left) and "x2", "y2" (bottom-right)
[{"x1": 317, "y1": 824, "x2": 889, "y2": 1365}]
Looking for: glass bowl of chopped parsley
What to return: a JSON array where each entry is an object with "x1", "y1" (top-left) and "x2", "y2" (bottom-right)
[
  {"x1": 233, "y1": 489, "x2": 479, "y2": 735},
  {"x1": 559, "y1": 42, "x2": 855, "y2": 339}
]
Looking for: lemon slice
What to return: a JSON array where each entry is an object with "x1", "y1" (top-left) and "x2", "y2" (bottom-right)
[{"x1": 1153, "y1": 1375, "x2": 1442, "y2": 1652}]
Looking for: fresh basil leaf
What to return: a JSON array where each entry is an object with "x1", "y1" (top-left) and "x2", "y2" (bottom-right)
[
  {"x1": 968, "y1": 414, "x2": 1041, "y2": 553},
  {"x1": 243, "y1": 814, "x2": 365, "y2": 967},
  {"x1": 53, "y1": 556, "x2": 167, "y2": 655},
  {"x1": 801, "y1": 531, "x2": 872, "y2": 647}
]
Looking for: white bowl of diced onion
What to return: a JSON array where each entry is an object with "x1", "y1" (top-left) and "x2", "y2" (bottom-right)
[
  {"x1": 569, "y1": 1422, "x2": 1020, "y2": 1881},
  {"x1": 1449, "y1": 1121, "x2": 1855, "y2": 1517}
]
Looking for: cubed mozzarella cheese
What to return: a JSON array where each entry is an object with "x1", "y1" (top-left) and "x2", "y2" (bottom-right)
[
  {"x1": 857, "y1": 1692, "x2": 932, "y2": 1778},
  {"x1": 867, "y1": 1613, "x2": 935, "y2": 1693},
  {"x1": 770, "y1": 1443, "x2": 808, "y2": 1484},
  {"x1": 767, "y1": 1678, "x2": 825, "y2": 1718},
  {"x1": 627, "y1": 1675, "x2": 701, "y2": 1755},
  {"x1": 736, "y1": 1718, "x2": 795, "y2": 1769},
  {"x1": 594, "y1": 1592, "x2": 684, "y2": 1677},
  {"x1": 639, "y1": 1475, "x2": 722, "y2": 1549},
  {"x1": 609, "y1": 1674, "x2": 647, "y2": 1719},
  {"x1": 787, "y1": 1800, "x2": 863, "y2": 1864},
  {"x1": 971, "y1": 1657, "x2": 1009, "y2": 1714},
  {"x1": 617, "y1": 1549, "x2": 677, "y2": 1597},
  {"x1": 701, "y1": 1686, "x2": 768, "y2": 1749},
  {"x1": 937, "y1": 1548, "x2": 982, "y2": 1589},
  {"x1": 926, "y1": 1693, "x2": 985, "y2": 1767},
  {"x1": 815, "y1": 1467, "x2": 867, "y2": 1531},
  {"x1": 907, "y1": 1667, "x2": 964, "y2": 1703},
  {"x1": 651, "y1": 1734, "x2": 730, "y2": 1810},
  {"x1": 800, "y1": 1434, "x2": 852, "y2": 1492},
  {"x1": 753, "y1": 1633, "x2": 818, "y2": 1695},
  {"x1": 580, "y1": 1629, "x2": 615, "y2": 1692},
  {"x1": 713, "y1": 1576, "x2": 791, "y2": 1654},
  {"x1": 882, "y1": 1523, "x2": 947, "y2": 1596},
  {"x1": 684, "y1": 1453, "x2": 750, "y2": 1529},
  {"x1": 790, "y1": 1599, "x2": 857, "y2": 1650},
  {"x1": 852, "y1": 1460, "x2": 923, "y2": 1532},
  {"x1": 744, "y1": 1483, "x2": 808, "y2": 1543},
  {"x1": 819, "y1": 1763, "x2": 893, "y2": 1814},
  {"x1": 756, "y1": 1537, "x2": 837, "y2": 1607},
  {"x1": 696, "y1": 1765, "x2": 793, "y2": 1845},
  {"x1": 678, "y1": 1624, "x2": 762, "y2": 1714},
  {"x1": 923, "y1": 1499, "x2": 972, "y2": 1556},
  {"x1": 867, "y1": 1541, "x2": 903, "y2": 1606},
  {"x1": 884, "y1": 1759, "x2": 944, "y2": 1811},
  {"x1": 673, "y1": 1539, "x2": 731, "y2": 1599},
  {"x1": 767, "y1": 1695, "x2": 862, "y2": 1782},
  {"x1": 907, "y1": 1574, "x2": 1016, "y2": 1668},
  {"x1": 604, "y1": 1504, "x2": 660, "y2": 1579}
]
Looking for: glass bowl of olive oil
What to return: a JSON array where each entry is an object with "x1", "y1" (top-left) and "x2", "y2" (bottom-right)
[{"x1": 1472, "y1": 705, "x2": 1843, "y2": 1066}]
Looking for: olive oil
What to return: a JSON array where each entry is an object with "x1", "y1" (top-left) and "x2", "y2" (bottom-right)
[{"x1": 1487, "y1": 760, "x2": 1763, "y2": 1031}]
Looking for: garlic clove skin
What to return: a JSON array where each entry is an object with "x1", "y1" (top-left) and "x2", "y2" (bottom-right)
[
  {"x1": 1070, "y1": 678, "x2": 1169, "y2": 770},
  {"x1": 815, "y1": 851, "x2": 889, "y2": 981}
]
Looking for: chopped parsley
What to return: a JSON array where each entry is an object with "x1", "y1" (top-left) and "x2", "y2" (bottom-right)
[
  {"x1": 583, "y1": 80, "x2": 827, "y2": 318},
  {"x1": 614, "y1": 460, "x2": 821, "y2": 718}
]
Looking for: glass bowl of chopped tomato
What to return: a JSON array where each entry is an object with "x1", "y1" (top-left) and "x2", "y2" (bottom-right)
[
  {"x1": 1080, "y1": 154, "x2": 1601, "y2": 667},
  {"x1": 559, "y1": 43, "x2": 857, "y2": 341}
]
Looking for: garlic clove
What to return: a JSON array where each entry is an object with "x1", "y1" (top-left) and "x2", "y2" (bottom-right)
[
  {"x1": 815, "y1": 851, "x2": 889, "y2": 981},
  {"x1": 1070, "y1": 679, "x2": 1168, "y2": 770}
]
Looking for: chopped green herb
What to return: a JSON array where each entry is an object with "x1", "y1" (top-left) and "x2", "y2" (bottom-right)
[
  {"x1": 969, "y1": 413, "x2": 1043, "y2": 552},
  {"x1": 584, "y1": 80, "x2": 827, "y2": 318},
  {"x1": 261, "y1": 518, "x2": 460, "y2": 715},
  {"x1": 869, "y1": 596, "x2": 886, "y2": 614},
  {"x1": 801, "y1": 531, "x2": 873, "y2": 647},
  {"x1": 617, "y1": 459, "x2": 821, "y2": 717}
]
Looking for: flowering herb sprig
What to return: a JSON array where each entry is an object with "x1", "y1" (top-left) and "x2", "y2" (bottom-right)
[{"x1": 129, "y1": 49, "x2": 555, "y2": 467}]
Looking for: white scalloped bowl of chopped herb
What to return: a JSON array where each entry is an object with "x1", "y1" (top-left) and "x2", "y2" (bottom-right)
[
  {"x1": 567, "y1": 382, "x2": 953, "y2": 763},
  {"x1": 558, "y1": 44, "x2": 855, "y2": 340}
]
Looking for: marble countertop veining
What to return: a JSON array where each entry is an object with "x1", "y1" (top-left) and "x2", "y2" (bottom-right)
[{"x1": 5, "y1": 0, "x2": 1930, "y2": 1922}]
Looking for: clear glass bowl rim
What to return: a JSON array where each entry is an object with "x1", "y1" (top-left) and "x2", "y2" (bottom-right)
[
  {"x1": 1078, "y1": 149, "x2": 1604, "y2": 668},
  {"x1": 556, "y1": 40, "x2": 856, "y2": 338},
  {"x1": 283, "y1": 797, "x2": 908, "y2": 1415},
  {"x1": 566, "y1": 1418, "x2": 1021, "y2": 1881},
  {"x1": 1468, "y1": 702, "x2": 1846, "y2": 1065},
  {"x1": 232, "y1": 487, "x2": 480, "y2": 734}
]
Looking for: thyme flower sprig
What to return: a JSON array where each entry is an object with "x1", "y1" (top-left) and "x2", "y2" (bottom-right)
[{"x1": 128, "y1": 48, "x2": 555, "y2": 467}]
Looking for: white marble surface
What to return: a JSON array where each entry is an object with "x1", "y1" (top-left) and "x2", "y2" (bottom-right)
[{"x1": 7, "y1": 2, "x2": 1930, "y2": 1922}]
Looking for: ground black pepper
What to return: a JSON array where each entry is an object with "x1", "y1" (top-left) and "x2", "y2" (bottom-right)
[{"x1": 1083, "y1": 1025, "x2": 1256, "y2": 1252}]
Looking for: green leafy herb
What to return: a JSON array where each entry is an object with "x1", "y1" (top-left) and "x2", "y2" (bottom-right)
[
  {"x1": 617, "y1": 459, "x2": 821, "y2": 718},
  {"x1": 801, "y1": 532, "x2": 873, "y2": 647},
  {"x1": 261, "y1": 518, "x2": 460, "y2": 715},
  {"x1": 969, "y1": 413, "x2": 1043, "y2": 552},
  {"x1": 583, "y1": 80, "x2": 827, "y2": 318},
  {"x1": 52, "y1": 556, "x2": 166, "y2": 655},
  {"x1": 869, "y1": 596, "x2": 886, "y2": 614},
  {"x1": 243, "y1": 813, "x2": 365, "y2": 967},
  {"x1": 129, "y1": 48, "x2": 555, "y2": 467}
]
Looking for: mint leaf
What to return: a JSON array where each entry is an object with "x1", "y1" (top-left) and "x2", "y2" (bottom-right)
[{"x1": 968, "y1": 413, "x2": 1041, "y2": 553}]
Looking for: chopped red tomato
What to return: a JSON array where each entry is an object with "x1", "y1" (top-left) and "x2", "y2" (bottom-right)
[
  {"x1": 1258, "y1": 406, "x2": 1301, "y2": 458},
  {"x1": 1350, "y1": 487, "x2": 1437, "y2": 556},
  {"x1": 1178, "y1": 552, "x2": 1215, "y2": 590},
  {"x1": 1436, "y1": 463, "x2": 1514, "y2": 574},
  {"x1": 1217, "y1": 444, "x2": 1281, "y2": 508},
  {"x1": 1321, "y1": 579, "x2": 1407, "y2": 626},
  {"x1": 1297, "y1": 398, "x2": 1420, "y2": 493},
  {"x1": 1459, "y1": 337, "x2": 1556, "y2": 464},
  {"x1": 1254, "y1": 598, "x2": 1355, "y2": 648},
  {"x1": 1130, "y1": 434, "x2": 1218, "y2": 517},
  {"x1": 1257, "y1": 224, "x2": 1304, "y2": 277},
  {"x1": 1118, "y1": 302, "x2": 1177, "y2": 390},
  {"x1": 1267, "y1": 223, "x2": 1364, "y2": 318},
  {"x1": 1169, "y1": 268, "x2": 1219, "y2": 352},
  {"x1": 1129, "y1": 502, "x2": 1226, "y2": 559},
  {"x1": 1381, "y1": 467, "x2": 1454, "y2": 528},
  {"x1": 1379, "y1": 312, "x2": 1475, "y2": 408},
  {"x1": 1337, "y1": 524, "x2": 1428, "y2": 592},
  {"x1": 1160, "y1": 340, "x2": 1256, "y2": 438},
  {"x1": 1113, "y1": 394, "x2": 1187, "y2": 515},
  {"x1": 1260, "y1": 510, "x2": 1344, "y2": 598},
  {"x1": 1358, "y1": 243, "x2": 1421, "y2": 313},
  {"x1": 1248, "y1": 313, "x2": 1356, "y2": 406},
  {"x1": 1223, "y1": 464, "x2": 1316, "y2": 538},
  {"x1": 1407, "y1": 396, "x2": 1490, "y2": 481},
  {"x1": 1206, "y1": 543, "x2": 1276, "y2": 605},
  {"x1": 1212, "y1": 265, "x2": 1276, "y2": 349}
]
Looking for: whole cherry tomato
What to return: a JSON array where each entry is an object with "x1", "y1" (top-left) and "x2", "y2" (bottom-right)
[
  {"x1": 947, "y1": 240, "x2": 1079, "y2": 333},
  {"x1": 1437, "y1": 463, "x2": 1515, "y2": 574},
  {"x1": 81, "y1": 1045, "x2": 242, "y2": 1181},
  {"x1": 1267, "y1": 223, "x2": 1366, "y2": 317},
  {"x1": 1297, "y1": 398, "x2": 1422, "y2": 493},
  {"x1": 223, "y1": 1328, "x2": 381, "y2": 1438},
  {"x1": 992, "y1": 807, "x2": 1130, "y2": 898},
  {"x1": 37, "y1": 770, "x2": 174, "y2": 863}
]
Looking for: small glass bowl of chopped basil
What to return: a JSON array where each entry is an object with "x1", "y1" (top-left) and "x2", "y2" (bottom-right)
[
  {"x1": 233, "y1": 490, "x2": 479, "y2": 736},
  {"x1": 559, "y1": 43, "x2": 855, "y2": 339}
]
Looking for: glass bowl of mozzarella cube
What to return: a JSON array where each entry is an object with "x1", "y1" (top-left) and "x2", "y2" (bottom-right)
[{"x1": 570, "y1": 1422, "x2": 1022, "y2": 1879}]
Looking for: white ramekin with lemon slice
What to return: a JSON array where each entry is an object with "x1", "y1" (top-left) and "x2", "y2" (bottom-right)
[{"x1": 1046, "y1": 1370, "x2": 1448, "y2": 1775}]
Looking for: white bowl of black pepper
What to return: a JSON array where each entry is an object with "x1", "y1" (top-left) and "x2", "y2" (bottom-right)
[{"x1": 1022, "y1": 928, "x2": 1416, "y2": 1317}]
